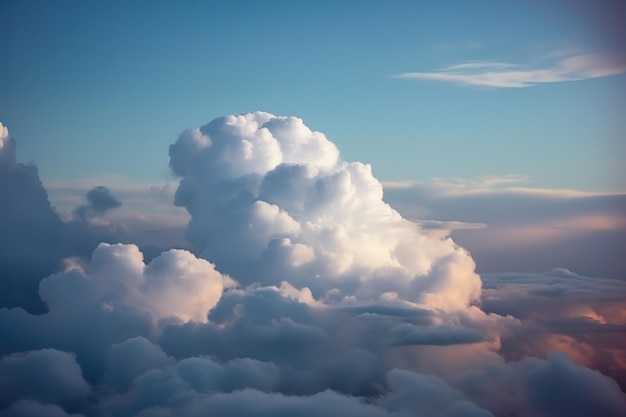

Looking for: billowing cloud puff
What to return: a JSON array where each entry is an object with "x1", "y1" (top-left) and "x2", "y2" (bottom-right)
[
  {"x1": 169, "y1": 112, "x2": 481, "y2": 311},
  {"x1": 0, "y1": 243, "x2": 229, "y2": 394},
  {"x1": 44, "y1": 243, "x2": 227, "y2": 324}
]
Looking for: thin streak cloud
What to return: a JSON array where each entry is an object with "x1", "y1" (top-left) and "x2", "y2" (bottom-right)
[{"x1": 396, "y1": 53, "x2": 626, "y2": 88}]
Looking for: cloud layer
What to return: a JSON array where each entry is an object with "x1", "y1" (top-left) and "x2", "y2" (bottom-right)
[
  {"x1": 1, "y1": 115, "x2": 625, "y2": 416},
  {"x1": 481, "y1": 268, "x2": 626, "y2": 390}
]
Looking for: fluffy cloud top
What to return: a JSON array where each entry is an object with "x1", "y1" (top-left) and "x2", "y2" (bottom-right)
[{"x1": 169, "y1": 112, "x2": 481, "y2": 311}]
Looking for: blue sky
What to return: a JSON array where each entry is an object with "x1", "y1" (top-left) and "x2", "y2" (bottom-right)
[{"x1": 1, "y1": 0, "x2": 624, "y2": 191}]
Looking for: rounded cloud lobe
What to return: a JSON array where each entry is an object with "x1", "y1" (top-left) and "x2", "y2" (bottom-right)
[{"x1": 1, "y1": 114, "x2": 624, "y2": 416}]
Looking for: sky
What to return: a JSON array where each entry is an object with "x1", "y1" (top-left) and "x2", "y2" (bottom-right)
[
  {"x1": 1, "y1": 0, "x2": 625, "y2": 190},
  {"x1": 1, "y1": 1, "x2": 626, "y2": 417}
]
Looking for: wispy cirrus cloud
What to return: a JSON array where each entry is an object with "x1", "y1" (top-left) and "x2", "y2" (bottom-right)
[{"x1": 395, "y1": 53, "x2": 626, "y2": 88}]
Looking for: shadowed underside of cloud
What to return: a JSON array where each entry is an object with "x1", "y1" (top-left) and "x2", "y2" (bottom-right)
[
  {"x1": 1, "y1": 116, "x2": 625, "y2": 416},
  {"x1": 395, "y1": 53, "x2": 626, "y2": 87}
]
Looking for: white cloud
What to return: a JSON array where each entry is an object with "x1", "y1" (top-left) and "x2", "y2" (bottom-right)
[
  {"x1": 395, "y1": 53, "x2": 626, "y2": 88},
  {"x1": 43, "y1": 243, "x2": 228, "y2": 323},
  {"x1": 169, "y1": 112, "x2": 482, "y2": 312}
]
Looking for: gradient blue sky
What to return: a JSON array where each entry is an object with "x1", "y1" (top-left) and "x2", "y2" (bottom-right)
[{"x1": 1, "y1": 0, "x2": 624, "y2": 191}]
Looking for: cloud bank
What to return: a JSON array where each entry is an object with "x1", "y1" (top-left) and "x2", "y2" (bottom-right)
[
  {"x1": 395, "y1": 53, "x2": 626, "y2": 87},
  {"x1": 481, "y1": 268, "x2": 626, "y2": 390},
  {"x1": 1, "y1": 115, "x2": 625, "y2": 416}
]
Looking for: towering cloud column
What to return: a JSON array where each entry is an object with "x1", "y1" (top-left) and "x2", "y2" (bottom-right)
[{"x1": 169, "y1": 112, "x2": 481, "y2": 311}]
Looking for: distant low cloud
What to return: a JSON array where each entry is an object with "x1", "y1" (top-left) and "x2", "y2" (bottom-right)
[
  {"x1": 384, "y1": 177, "x2": 626, "y2": 279},
  {"x1": 45, "y1": 179, "x2": 190, "y2": 259},
  {"x1": 72, "y1": 186, "x2": 122, "y2": 222},
  {"x1": 395, "y1": 53, "x2": 626, "y2": 87},
  {"x1": 480, "y1": 269, "x2": 626, "y2": 390}
]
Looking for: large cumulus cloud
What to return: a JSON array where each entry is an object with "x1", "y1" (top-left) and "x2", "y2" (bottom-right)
[{"x1": 169, "y1": 112, "x2": 480, "y2": 312}]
